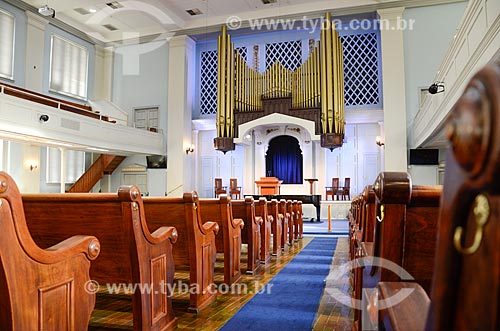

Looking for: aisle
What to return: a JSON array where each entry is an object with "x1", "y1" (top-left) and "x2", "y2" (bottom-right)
[{"x1": 220, "y1": 237, "x2": 338, "y2": 331}]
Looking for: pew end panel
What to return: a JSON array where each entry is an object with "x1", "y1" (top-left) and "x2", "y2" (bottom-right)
[
  {"x1": 143, "y1": 192, "x2": 219, "y2": 313},
  {"x1": 22, "y1": 186, "x2": 178, "y2": 331},
  {"x1": 267, "y1": 199, "x2": 282, "y2": 256},
  {"x1": 254, "y1": 197, "x2": 272, "y2": 264},
  {"x1": 232, "y1": 197, "x2": 262, "y2": 275},
  {"x1": 0, "y1": 171, "x2": 100, "y2": 331},
  {"x1": 199, "y1": 195, "x2": 244, "y2": 285}
]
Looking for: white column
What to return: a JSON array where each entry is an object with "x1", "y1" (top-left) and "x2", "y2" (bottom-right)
[
  {"x1": 167, "y1": 36, "x2": 196, "y2": 196},
  {"x1": 25, "y1": 11, "x2": 48, "y2": 93},
  {"x1": 377, "y1": 7, "x2": 408, "y2": 171},
  {"x1": 94, "y1": 45, "x2": 114, "y2": 100},
  {"x1": 60, "y1": 148, "x2": 66, "y2": 193}
]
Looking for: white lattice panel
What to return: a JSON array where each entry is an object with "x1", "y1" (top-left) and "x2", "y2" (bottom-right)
[
  {"x1": 200, "y1": 50, "x2": 218, "y2": 115},
  {"x1": 200, "y1": 47, "x2": 247, "y2": 115},
  {"x1": 265, "y1": 40, "x2": 302, "y2": 71},
  {"x1": 341, "y1": 32, "x2": 381, "y2": 108}
]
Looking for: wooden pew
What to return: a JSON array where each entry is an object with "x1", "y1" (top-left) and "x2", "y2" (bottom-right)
[
  {"x1": 0, "y1": 171, "x2": 100, "y2": 331},
  {"x1": 278, "y1": 199, "x2": 290, "y2": 250},
  {"x1": 267, "y1": 199, "x2": 282, "y2": 256},
  {"x1": 355, "y1": 173, "x2": 441, "y2": 330},
  {"x1": 232, "y1": 197, "x2": 263, "y2": 274},
  {"x1": 377, "y1": 63, "x2": 500, "y2": 331},
  {"x1": 22, "y1": 186, "x2": 178, "y2": 331},
  {"x1": 295, "y1": 201, "x2": 303, "y2": 239},
  {"x1": 286, "y1": 200, "x2": 296, "y2": 244},
  {"x1": 199, "y1": 195, "x2": 244, "y2": 285},
  {"x1": 254, "y1": 197, "x2": 272, "y2": 264},
  {"x1": 142, "y1": 192, "x2": 219, "y2": 312}
]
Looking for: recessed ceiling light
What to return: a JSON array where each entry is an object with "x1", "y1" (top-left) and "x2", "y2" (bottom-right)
[
  {"x1": 103, "y1": 24, "x2": 118, "y2": 31},
  {"x1": 106, "y1": 2, "x2": 123, "y2": 10},
  {"x1": 89, "y1": 8, "x2": 97, "y2": 13},
  {"x1": 186, "y1": 8, "x2": 202, "y2": 16}
]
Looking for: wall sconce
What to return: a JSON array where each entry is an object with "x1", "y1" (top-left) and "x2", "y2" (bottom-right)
[
  {"x1": 29, "y1": 163, "x2": 38, "y2": 171},
  {"x1": 185, "y1": 144, "x2": 194, "y2": 154},
  {"x1": 375, "y1": 136, "x2": 385, "y2": 147}
]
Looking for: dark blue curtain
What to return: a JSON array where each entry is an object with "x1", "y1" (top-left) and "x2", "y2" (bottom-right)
[{"x1": 265, "y1": 136, "x2": 303, "y2": 184}]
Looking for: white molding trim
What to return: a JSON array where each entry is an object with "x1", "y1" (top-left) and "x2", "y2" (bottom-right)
[{"x1": 412, "y1": 0, "x2": 500, "y2": 148}]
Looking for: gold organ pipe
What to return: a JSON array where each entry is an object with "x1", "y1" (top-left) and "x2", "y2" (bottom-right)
[
  {"x1": 339, "y1": 41, "x2": 345, "y2": 134},
  {"x1": 220, "y1": 29, "x2": 227, "y2": 136},
  {"x1": 229, "y1": 42, "x2": 235, "y2": 136},
  {"x1": 316, "y1": 45, "x2": 321, "y2": 106},
  {"x1": 320, "y1": 35, "x2": 327, "y2": 132},
  {"x1": 332, "y1": 28, "x2": 339, "y2": 133},
  {"x1": 306, "y1": 56, "x2": 312, "y2": 108},
  {"x1": 325, "y1": 13, "x2": 334, "y2": 134},
  {"x1": 216, "y1": 35, "x2": 222, "y2": 136},
  {"x1": 225, "y1": 37, "x2": 232, "y2": 136}
]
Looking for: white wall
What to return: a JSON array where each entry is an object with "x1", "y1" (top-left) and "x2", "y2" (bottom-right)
[
  {"x1": 404, "y1": 2, "x2": 468, "y2": 143},
  {"x1": 112, "y1": 40, "x2": 169, "y2": 135}
]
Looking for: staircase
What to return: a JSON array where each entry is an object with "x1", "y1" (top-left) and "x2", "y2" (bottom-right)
[{"x1": 67, "y1": 155, "x2": 126, "y2": 193}]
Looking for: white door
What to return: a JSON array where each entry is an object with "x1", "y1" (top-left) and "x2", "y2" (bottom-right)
[
  {"x1": 362, "y1": 153, "x2": 379, "y2": 190},
  {"x1": 200, "y1": 157, "x2": 215, "y2": 198}
]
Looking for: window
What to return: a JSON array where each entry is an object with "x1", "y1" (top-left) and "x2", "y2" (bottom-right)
[
  {"x1": 0, "y1": 9, "x2": 15, "y2": 80},
  {"x1": 49, "y1": 35, "x2": 89, "y2": 100},
  {"x1": 134, "y1": 107, "x2": 159, "y2": 131},
  {"x1": 46, "y1": 148, "x2": 85, "y2": 183}
]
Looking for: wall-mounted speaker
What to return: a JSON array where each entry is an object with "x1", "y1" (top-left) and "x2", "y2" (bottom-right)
[{"x1": 409, "y1": 149, "x2": 439, "y2": 165}]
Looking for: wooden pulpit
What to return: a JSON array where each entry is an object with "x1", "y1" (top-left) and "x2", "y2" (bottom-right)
[{"x1": 255, "y1": 177, "x2": 281, "y2": 195}]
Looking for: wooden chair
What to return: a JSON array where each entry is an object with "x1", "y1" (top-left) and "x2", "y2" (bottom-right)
[
  {"x1": 0, "y1": 171, "x2": 100, "y2": 331},
  {"x1": 377, "y1": 63, "x2": 500, "y2": 331},
  {"x1": 338, "y1": 177, "x2": 351, "y2": 200},
  {"x1": 229, "y1": 178, "x2": 241, "y2": 199},
  {"x1": 214, "y1": 178, "x2": 226, "y2": 197},
  {"x1": 325, "y1": 177, "x2": 339, "y2": 200}
]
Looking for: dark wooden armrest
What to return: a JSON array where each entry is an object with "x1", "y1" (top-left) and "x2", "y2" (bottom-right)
[
  {"x1": 232, "y1": 217, "x2": 244, "y2": 229},
  {"x1": 45, "y1": 235, "x2": 100, "y2": 261},
  {"x1": 203, "y1": 221, "x2": 220, "y2": 234},
  {"x1": 378, "y1": 282, "x2": 430, "y2": 331},
  {"x1": 255, "y1": 216, "x2": 263, "y2": 225},
  {"x1": 150, "y1": 226, "x2": 178, "y2": 244}
]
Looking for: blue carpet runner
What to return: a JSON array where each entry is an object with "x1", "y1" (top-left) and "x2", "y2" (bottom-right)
[{"x1": 220, "y1": 237, "x2": 338, "y2": 331}]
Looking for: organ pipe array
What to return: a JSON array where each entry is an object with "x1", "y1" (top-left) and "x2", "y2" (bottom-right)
[{"x1": 214, "y1": 12, "x2": 345, "y2": 152}]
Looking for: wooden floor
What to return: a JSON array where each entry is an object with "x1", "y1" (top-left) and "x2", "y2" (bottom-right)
[{"x1": 89, "y1": 236, "x2": 352, "y2": 331}]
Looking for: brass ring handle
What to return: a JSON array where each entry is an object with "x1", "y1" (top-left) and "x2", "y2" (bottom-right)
[
  {"x1": 376, "y1": 205, "x2": 384, "y2": 223},
  {"x1": 453, "y1": 194, "x2": 490, "y2": 255}
]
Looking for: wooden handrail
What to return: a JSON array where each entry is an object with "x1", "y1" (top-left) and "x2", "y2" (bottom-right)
[{"x1": 0, "y1": 82, "x2": 113, "y2": 122}]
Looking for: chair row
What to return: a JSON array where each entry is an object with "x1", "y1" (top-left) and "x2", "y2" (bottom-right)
[
  {"x1": 0, "y1": 171, "x2": 304, "y2": 331},
  {"x1": 325, "y1": 177, "x2": 351, "y2": 201},
  {"x1": 347, "y1": 64, "x2": 499, "y2": 331},
  {"x1": 215, "y1": 177, "x2": 241, "y2": 199}
]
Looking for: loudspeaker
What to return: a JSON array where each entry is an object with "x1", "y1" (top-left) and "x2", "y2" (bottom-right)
[
  {"x1": 409, "y1": 149, "x2": 439, "y2": 165},
  {"x1": 146, "y1": 155, "x2": 167, "y2": 168}
]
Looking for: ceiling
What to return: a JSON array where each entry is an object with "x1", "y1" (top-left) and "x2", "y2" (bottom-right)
[{"x1": 16, "y1": 0, "x2": 465, "y2": 44}]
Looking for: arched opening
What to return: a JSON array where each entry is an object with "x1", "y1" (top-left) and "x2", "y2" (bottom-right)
[{"x1": 265, "y1": 135, "x2": 303, "y2": 184}]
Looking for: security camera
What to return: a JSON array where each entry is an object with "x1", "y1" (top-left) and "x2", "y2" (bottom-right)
[
  {"x1": 428, "y1": 82, "x2": 445, "y2": 94},
  {"x1": 39, "y1": 114, "x2": 49, "y2": 122},
  {"x1": 38, "y1": 5, "x2": 55, "y2": 18}
]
